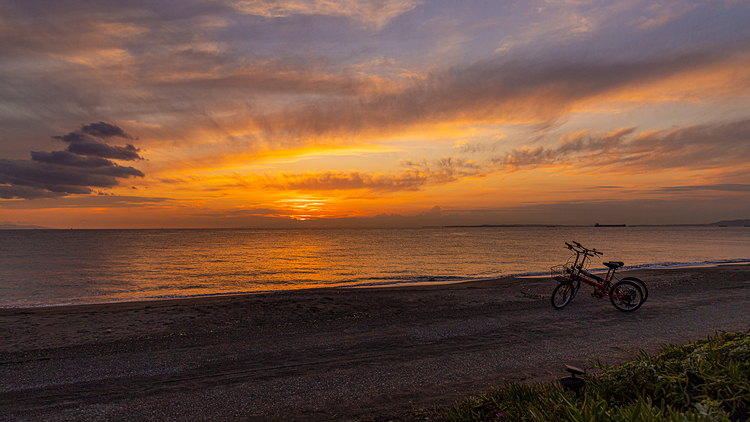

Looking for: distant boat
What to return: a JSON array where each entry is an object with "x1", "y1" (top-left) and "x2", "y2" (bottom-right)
[{"x1": 595, "y1": 223, "x2": 626, "y2": 227}]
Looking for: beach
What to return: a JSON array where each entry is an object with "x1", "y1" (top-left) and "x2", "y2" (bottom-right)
[{"x1": 1, "y1": 264, "x2": 749, "y2": 421}]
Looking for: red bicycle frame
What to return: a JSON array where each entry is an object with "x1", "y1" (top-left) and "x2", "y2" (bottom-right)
[{"x1": 565, "y1": 242, "x2": 628, "y2": 300}]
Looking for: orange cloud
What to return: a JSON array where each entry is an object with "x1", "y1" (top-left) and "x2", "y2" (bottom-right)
[
  {"x1": 251, "y1": 170, "x2": 429, "y2": 192},
  {"x1": 236, "y1": 153, "x2": 488, "y2": 193}
]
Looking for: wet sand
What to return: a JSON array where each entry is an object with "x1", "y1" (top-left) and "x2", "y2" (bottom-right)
[{"x1": 1, "y1": 265, "x2": 749, "y2": 421}]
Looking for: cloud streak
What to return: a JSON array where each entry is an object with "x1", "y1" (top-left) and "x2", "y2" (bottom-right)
[
  {"x1": 241, "y1": 153, "x2": 486, "y2": 193},
  {"x1": 4, "y1": 0, "x2": 749, "y2": 156},
  {"x1": 493, "y1": 118, "x2": 750, "y2": 174},
  {"x1": 229, "y1": 0, "x2": 422, "y2": 29},
  {"x1": 232, "y1": 50, "x2": 750, "y2": 157},
  {"x1": 658, "y1": 184, "x2": 750, "y2": 193},
  {"x1": 251, "y1": 170, "x2": 428, "y2": 192}
]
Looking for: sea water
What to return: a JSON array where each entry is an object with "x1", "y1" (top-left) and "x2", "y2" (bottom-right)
[{"x1": 0, "y1": 226, "x2": 748, "y2": 307}]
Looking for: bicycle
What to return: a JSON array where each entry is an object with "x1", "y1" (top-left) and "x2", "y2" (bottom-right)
[
  {"x1": 557, "y1": 241, "x2": 649, "y2": 303},
  {"x1": 550, "y1": 241, "x2": 647, "y2": 312}
]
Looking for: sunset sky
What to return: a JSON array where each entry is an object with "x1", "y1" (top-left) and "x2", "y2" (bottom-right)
[{"x1": 1, "y1": 0, "x2": 749, "y2": 228}]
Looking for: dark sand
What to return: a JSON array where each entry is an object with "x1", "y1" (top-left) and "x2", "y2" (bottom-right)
[{"x1": 2, "y1": 265, "x2": 750, "y2": 421}]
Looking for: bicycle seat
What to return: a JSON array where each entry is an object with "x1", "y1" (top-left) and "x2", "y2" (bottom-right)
[{"x1": 603, "y1": 261, "x2": 624, "y2": 269}]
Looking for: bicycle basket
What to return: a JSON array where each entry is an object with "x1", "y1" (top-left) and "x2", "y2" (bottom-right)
[{"x1": 551, "y1": 264, "x2": 573, "y2": 283}]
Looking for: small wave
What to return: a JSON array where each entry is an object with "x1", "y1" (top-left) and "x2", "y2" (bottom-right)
[
  {"x1": 334, "y1": 275, "x2": 495, "y2": 289},
  {"x1": 511, "y1": 271, "x2": 550, "y2": 278},
  {"x1": 148, "y1": 290, "x2": 274, "y2": 300},
  {"x1": 623, "y1": 259, "x2": 750, "y2": 270},
  {"x1": 0, "y1": 302, "x2": 78, "y2": 309}
]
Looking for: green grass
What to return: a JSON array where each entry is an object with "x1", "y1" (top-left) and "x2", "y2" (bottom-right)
[{"x1": 426, "y1": 331, "x2": 750, "y2": 422}]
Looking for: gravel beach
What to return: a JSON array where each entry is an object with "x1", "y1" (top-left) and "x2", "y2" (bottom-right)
[{"x1": 1, "y1": 264, "x2": 749, "y2": 421}]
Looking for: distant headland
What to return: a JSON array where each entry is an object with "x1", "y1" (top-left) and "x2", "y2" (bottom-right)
[{"x1": 710, "y1": 219, "x2": 750, "y2": 227}]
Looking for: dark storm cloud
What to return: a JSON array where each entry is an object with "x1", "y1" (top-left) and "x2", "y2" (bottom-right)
[
  {"x1": 30, "y1": 151, "x2": 115, "y2": 168},
  {"x1": 80, "y1": 121, "x2": 133, "y2": 139},
  {"x1": 66, "y1": 142, "x2": 143, "y2": 161},
  {"x1": 0, "y1": 185, "x2": 64, "y2": 200},
  {"x1": 0, "y1": 158, "x2": 143, "y2": 193},
  {"x1": 52, "y1": 132, "x2": 88, "y2": 144},
  {"x1": 52, "y1": 124, "x2": 143, "y2": 161},
  {"x1": 0, "y1": 123, "x2": 145, "y2": 199}
]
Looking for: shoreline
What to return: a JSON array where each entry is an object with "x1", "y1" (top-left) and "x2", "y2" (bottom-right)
[
  {"x1": 3, "y1": 260, "x2": 749, "y2": 310},
  {"x1": 2, "y1": 264, "x2": 749, "y2": 421}
]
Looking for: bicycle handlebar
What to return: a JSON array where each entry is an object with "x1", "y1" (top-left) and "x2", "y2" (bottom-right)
[
  {"x1": 590, "y1": 249, "x2": 603, "y2": 256},
  {"x1": 566, "y1": 241, "x2": 603, "y2": 256}
]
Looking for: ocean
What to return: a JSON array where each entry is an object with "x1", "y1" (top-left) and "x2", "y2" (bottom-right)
[{"x1": 0, "y1": 226, "x2": 748, "y2": 307}]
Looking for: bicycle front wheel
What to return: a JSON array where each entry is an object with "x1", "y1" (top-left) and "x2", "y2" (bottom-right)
[
  {"x1": 551, "y1": 283, "x2": 575, "y2": 309},
  {"x1": 609, "y1": 280, "x2": 644, "y2": 312}
]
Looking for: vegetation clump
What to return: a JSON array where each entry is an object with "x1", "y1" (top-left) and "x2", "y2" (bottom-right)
[{"x1": 435, "y1": 331, "x2": 750, "y2": 421}]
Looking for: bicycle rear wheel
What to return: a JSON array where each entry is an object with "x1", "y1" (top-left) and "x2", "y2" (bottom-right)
[
  {"x1": 609, "y1": 280, "x2": 644, "y2": 312},
  {"x1": 551, "y1": 283, "x2": 575, "y2": 309},
  {"x1": 620, "y1": 277, "x2": 648, "y2": 302}
]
